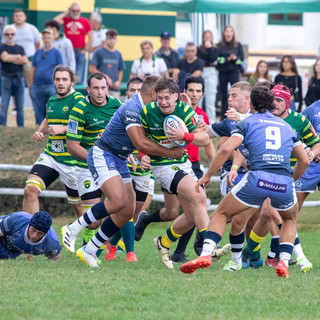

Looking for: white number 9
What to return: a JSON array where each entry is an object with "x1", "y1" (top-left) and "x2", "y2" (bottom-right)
[{"x1": 265, "y1": 126, "x2": 281, "y2": 150}]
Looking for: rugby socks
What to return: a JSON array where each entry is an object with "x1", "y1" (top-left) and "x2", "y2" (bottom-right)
[
  {"x1": 160, "y1": 226, "x2": 182, "y2": 249},
  {"x1": 71, "y1": 202, "x2": 109, "y2": 233},
  {"x1": 279, "y1": 242, "x2": 294, "y2": 267},
  {"x1": 120, "y1": 219, "x2": 135, "y2": 253},
  {"x1": 246, "y1": 230, "x2": 264, "y2": 260},
  {"x1": 143, "y1": 209, "x2": 162, "y2": 224},
  {"x1": 199, "y1": 228, "x2": 207, "y2": 239},
  {"x1": 85, "y1": 216, "x2": 119, "y2": 256},
  {"x1": 267, "y1": 236, "x2": 279, "y2": 259},
  {"x1": 230, "y1": 232, "x2": 245, "y2": 265},
  {"x1": 292, "y1": 232, "x2": 305, "y2": 259},
  {"x1": 173, "y1": 226, "x2": 195, "y2": 254},
  {"x1": 201, "y1": 231, "x2": 221, "y2": 256}
]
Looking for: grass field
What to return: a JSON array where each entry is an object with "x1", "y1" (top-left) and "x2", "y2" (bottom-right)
[
  {"x1": 2, "y1": 108, "x2": 320, "y2": 319},
  {"x1": 0, "y1": 215, "x2": 319, "y2": 320}
]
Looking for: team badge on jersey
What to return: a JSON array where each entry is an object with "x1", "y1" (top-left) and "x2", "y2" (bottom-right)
[
  {"x1": 191, "y1": 114, "x2": 200, "y2": 125},
  {"x1": 171, "y1": 166, "x2": 180, "y2": 171},
  {"x1": 52, "y1": 140, "x2": 64, "y2": 152},
  {"x1": 62, "y1": 106, "x2": 69, "y2": 114},
  {"x1": 84, "y1": 180, "x2": 91, "y2": 189},
  {"x1": 67, "y1": 119, "x2": 78, "y2": 134}
]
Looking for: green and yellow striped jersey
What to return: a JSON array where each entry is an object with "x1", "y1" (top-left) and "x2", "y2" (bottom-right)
[
  {"x1": 44, "y1": 90, "x2": 85, "y2": 166},
  {"x1": 66, "y1": 95, "x2": 122, "y2": 168},
  {"x1": 140, "y1": 101, "x2": 199, "y2": 166},
  {"x1": 284, "y1": 110, "x2": 320, "y2": 167}
]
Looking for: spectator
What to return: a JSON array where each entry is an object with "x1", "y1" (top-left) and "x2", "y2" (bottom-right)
[
  {"x1": 173, "y1": 42, "x2": 204, "y2": 92},
  {"x1": 305, "y1": 58, "x2": 320, "y2": 107},
  {"x1": 130, "y1": 39, "x2": 168, "y2": 79},
  {"x1": 197, "y1": 30, "x2": 218, "y2": 122},
  {"x1": 8, "y1": 9, "x2": 41, "y2": 88},
  {"x1": 30, "y1": 29, "x2": 63, "y2": 125},
  {"x1": 54, "y1": 3, "x2": 93, "y2": 84},
  {"x1": 89, "y1": 12, "x2": 107, "y2": 52},
  {"x1": 0, "y1": 25, "x2": 27, "y2": 127},
  {"x1": 44, "y1": 20, "x2": 76, "y2": 72},
  {"x1": 155, "y1": 31, "x2": 179, "y2": 77},
  {"x1": 217, "y1": 26, "x2": 244, "y2": 120},
  {"x1": 89, "y1": 29, "x2": 124, "y2": 98},
  {"x1": 274, "y1": 55, "x2": 302, "y2": 112},
  {"x1": 248, "y1": 60, "x2": 270, "y2": 87}
]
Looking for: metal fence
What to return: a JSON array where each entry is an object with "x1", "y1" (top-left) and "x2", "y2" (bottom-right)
[{"x1": 1, "y1": 163, "x2": 320, "y2": 211}]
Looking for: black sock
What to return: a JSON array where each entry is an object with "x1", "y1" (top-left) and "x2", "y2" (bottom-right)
[
  {"x1": 174, "y1": 226, "x2": 195, "y2": 254},
  {"x1": 144, "y1": 209, "x2": 162, "y2": 224}
]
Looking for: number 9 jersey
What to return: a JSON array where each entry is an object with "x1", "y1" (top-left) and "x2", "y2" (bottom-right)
[{"x1": 231, "y1": 110, "x2": 300, "y2": 177}]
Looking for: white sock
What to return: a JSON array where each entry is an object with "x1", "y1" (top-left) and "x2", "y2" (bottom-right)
[
  {"x1": 201, "y1": 239, "x2": 216, "y2": 256},
  {"x1": 231, "y1": 251, "x2": 242, "y2": 265},
  {"x1": 279, "y1": 252, "x2": 291, "y2": 266},
  {"x1": 69, "y1": 220, "x2": 84, "y2": 234},
  {"x1": 84, "y1": 241, "x2": 99, "y2": 256},
  {"x1": 293, "y1": 243, "x2": 305, "y2": 260}
]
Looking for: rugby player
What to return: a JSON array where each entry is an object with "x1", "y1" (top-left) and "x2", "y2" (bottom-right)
[
  {"x1": 135, "y1": 76, "x2": 217, "y2": 263},
  {"x1": 140, "y1": 76, "x2": 210, "y2": 269},
  {"x1": 23, "y1": 65, "x2": 85, "y2": 218},
  {"x1": 0, "y1": 211, "x2": 61, "y2": 260},
  {"x1": 240, "y1": 85, "x2": 320, "y2": 272},
  {"x1": 61, "y1": 75, "x2": 184, "y2": 267},
  {"x1": 180, "y1": 85, "x2": 309, "y2": 278},
  {"x1": 65, "y1": 72, "x2": 124, "y2": 258}
]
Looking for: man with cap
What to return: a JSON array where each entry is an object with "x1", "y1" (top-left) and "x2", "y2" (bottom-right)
[
  {"x1": 155, "y1": 31, "x2": 179, "y2": 77},
  {"x1": 0, "y1": 211, "x2": 62, "y2": 259},
  {"x1": 30, "y1": 28, "x2": 63, "y2": 124}
]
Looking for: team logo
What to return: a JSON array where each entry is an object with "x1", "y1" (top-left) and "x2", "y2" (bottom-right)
[
  {"x1": 295, "y1": 180, "x2": 303, "y2": 188},
  {"x1": 62, "y1": 106, "x2": 69, "y2": 114},
  {"x1": 171, "y1": 166, "x2": 180, "y2": 171},
  {"x1": 38, "y1": 158, "x2": 44, "y2": 162},
  {"x1": 67, "y1": 119, "x2": 78, "y2": 134},
  {"x1": 84, "y1": 180, "x2": 91, "y2": 189}
]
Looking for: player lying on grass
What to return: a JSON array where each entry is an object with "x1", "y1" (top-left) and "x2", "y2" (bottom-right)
[
  {"x1": 180, "y1": 85, "x2": 309, "y2": 278},
  {"x1": 0, "y1": 211, "x2": 61, "y2": 260}
]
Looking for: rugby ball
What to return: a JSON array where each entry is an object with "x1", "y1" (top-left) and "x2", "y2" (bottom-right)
[{"x1": 163, "y1": 115, "x2": 189, "y2": 147}]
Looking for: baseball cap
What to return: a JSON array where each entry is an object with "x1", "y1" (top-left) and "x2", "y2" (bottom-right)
[
  {"x1": 42, "y1": 28, "x2": 53, "y2": 35},
  {"x1": 160, "y1": 31, "x2": 171, "y2": 39}
]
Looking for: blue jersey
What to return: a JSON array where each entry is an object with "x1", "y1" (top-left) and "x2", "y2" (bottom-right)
[
  {"x1": 210, "y1": 118, "x2": 247, "y2": 175},
  {"x1": 96, "y1": 93, "x2": 143, "y2": 160},
  {"x1": 232, "y1": 111, "x2": 300, "y2": 176},
  {"x1": 0, "y1": 212, "x2": 61, "y2": 259},
  {"x1": 301, "y1": 100, "x2": 320, "y2": 178}
]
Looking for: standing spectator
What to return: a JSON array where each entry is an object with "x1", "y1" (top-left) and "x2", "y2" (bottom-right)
[
  {"x1": 0, "y1": 25, "x2": 27, "y2": 127},
  {"x1": 130, "y1": 39, "x2": 168, "y2": 79},
  {"x1": 30, "y1": 29, "x2": 63, "y2": 125},
  {"x1": 274, "y1": 55, "x2": 302, "y2": 112},
  {"x1": 304, "y1": 58, "x2": 320, "y2": 107},
  {"x1": 89, "y1": 12, "x2": 107, "y2": 52},
  {"x1": 197, "y1": 30, "x2": 218, "y2": 122},
  {"x1": 217, "y1": 26, "x2": 244, "y2": 120},
  {"x1": 44, "y1": 20, "x2": 76, "y2": 72},
  {"x1": 54, "y1": 3, "x2": 93, "y2": 84},
  {"x1": 89, "y1": 29, "x2": 124, "y2": 98},
  {"x1": 173, "y1": 42, "x2": 204, "y2": 92},
  {"x1": 248, "y1": 60, "x2": 270, "y2": 87},
  {"x1": 155, "y1": 31, "x2": 179, "y2": 77},
  {"x1": 9, "y1": 9, "x2": 41, "y2": 89}
]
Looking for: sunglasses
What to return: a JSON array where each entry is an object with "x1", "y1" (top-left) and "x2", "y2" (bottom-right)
[{"x1": 4, "y1": 33, "x2": 15, "y2": 36}]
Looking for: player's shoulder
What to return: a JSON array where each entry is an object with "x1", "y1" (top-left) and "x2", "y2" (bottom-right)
[
  {"x1": 107, "y1": 95, "x2": 122, "y2": 107},
  {"x1": 176, "y1": 101, "x2": 193, "y2": 113}
]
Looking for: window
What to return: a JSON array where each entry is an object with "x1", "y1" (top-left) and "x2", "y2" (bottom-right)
[{"x1": 268, "y1": 13, "x2": 303, "y2": 26}]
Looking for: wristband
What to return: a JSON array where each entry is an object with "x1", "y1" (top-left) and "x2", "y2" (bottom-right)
[
  {"x1": 231, "y1": 165, "x2": 239, "y2": 170},
  {"x1": 183, "y1": 132, "x2": 194, "y2": 143},
  {"x1": 138, "y1": 151, "x2": 146, "y2": 161}
]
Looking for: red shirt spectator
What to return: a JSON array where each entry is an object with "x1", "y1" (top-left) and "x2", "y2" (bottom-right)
[
  {"x1": 185, "y1": 106, "x2": 209, "y2": 162},
  {"x1": 63, "y1": 16, "x2": 91, "y2": 49}
]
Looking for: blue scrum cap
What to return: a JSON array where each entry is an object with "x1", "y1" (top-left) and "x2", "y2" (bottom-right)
[{"x1": 29, "y1": 211, "x2": 52, "y2": 233}]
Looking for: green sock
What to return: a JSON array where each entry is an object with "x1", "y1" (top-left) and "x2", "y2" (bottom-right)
[
  {"x1": 252, "y1": 247, "x2": 261, "y2": 260},
  {"x1": 245, "y1": 231, "x2": 264, "y2": 255},
  {"x1": 199, "y1": 228, "x2": 207, "y2": 239},
  {"x1": 82, "y1": 228, "x2": 96, "y2": 244},
  {"x1": 110, "y1": 230, "x2": 121, "y2": 247},
  {"x1": 121, "y1": 220, "x2": 135, "y2": 253}
]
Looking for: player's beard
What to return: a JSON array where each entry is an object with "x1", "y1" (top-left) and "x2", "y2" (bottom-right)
[{"x1": 56, "y1": 83, "x2": 72, "y2": 98}]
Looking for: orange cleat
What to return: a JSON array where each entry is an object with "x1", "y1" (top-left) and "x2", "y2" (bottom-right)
[
  {"x1": 105, "y1": 243, "x2": 117, "y2": 260},
  {"x1": 275, "y1": 260, "x2": 290, "y2": 278},
  {"x1": 180, "y1": 255, "x2": 212, "y2": 274},
  {"x1": 265, "y1": 256, "x2": 277, "y2": 267},
  {"x1": 126, "y1": 251, "x2": 138, "y2": 262}
]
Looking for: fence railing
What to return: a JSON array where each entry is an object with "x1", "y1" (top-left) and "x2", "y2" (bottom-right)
[{"x1": 1, "y1": 163, "x2": 320, "y2": 211}]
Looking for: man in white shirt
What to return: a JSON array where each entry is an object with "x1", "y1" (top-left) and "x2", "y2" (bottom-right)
[
  {"x1": 130, "y1": 39, "x2": 168, "y2": 79},
  {"x1": 89, "y1": 12, "x2": 107, "y2": 52}
]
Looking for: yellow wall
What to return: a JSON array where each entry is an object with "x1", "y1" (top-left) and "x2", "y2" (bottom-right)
[{"x1": 29, "y1": 0, "x2": 95, "y2": 12}]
